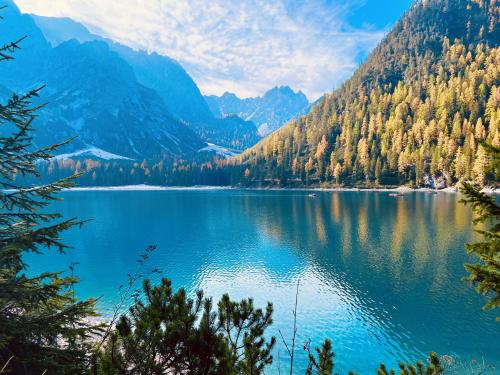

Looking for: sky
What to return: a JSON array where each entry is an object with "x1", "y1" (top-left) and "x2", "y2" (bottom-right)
[{"x1": 15, "y1": 0, "x2": 413, "y2": 100}]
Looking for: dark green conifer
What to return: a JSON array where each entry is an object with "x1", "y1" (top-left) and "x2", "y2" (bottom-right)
[
  {"x1": 0, "y1": 21, "x2": 98, "y2": 374},
  {"x1": 94, "y1": 278, "x2": 275, "y2": 374},
  {"x1": 305, "y1": 339, "x2": 334, "y2": 375},
  {"x1": 377, "y1": 353, "x2": 443, "y2": 375},
  {"x1": 460, "y1": 143, "x2": 500, "y2": 316}
]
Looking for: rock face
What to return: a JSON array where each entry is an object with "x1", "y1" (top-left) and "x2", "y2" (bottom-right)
[
  {"x1": 26, "y1": 13, "x2": 261, "y2": 152},
  {"x1": 205, "y1": 86, "x2": 310, "y2": 136},
  {"x1": 31, "y1": 14, "x2": 215, "y2": 126},
  {"x1": 0, "y1": 4, "x2": 205, "y2": 159}
]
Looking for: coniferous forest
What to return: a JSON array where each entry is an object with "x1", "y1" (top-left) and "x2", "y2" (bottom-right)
[{"x1": 229, "y1": 0, "x2": 500, "y2": 188}]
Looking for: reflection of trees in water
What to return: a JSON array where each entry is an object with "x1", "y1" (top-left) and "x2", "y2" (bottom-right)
[
  {"x1": 315, "y1": 203, "x2": 327, "y2": 244},
  {"x1": 357, "y1": 203, "x2": 369, "y2": 245},
  {"x1": 240, "y1": 192, "x2": 500, "y2": 364},
  {"x1": 413, "y1": 199, "x2": 431, "y2": 275},
  {"x1": 239, "y1": 192, "x2": 470, "y2": 311},
  {"x1": 390, "y1": 197, "x2": 407, "y2": 268},
  {"x1": 246, "y1": 192, "x2": 476, "y2": 308},
  {"x1": 330, "y1": 193, "x2": 341, "y2": 223},
  {"x1": 238, "y1": 192, "x2": 479, "y2": 310}
]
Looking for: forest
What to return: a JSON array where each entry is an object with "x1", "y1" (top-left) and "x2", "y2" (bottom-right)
[{"x1": 229, "y1": 0, "x2": 500, "y2": 188}]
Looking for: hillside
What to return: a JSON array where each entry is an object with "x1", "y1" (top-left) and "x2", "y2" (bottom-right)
[
  {"x1": 18, "y1": 0, "x2": 500, "y2": 188},
  {"x1": 225, "y1": 0, "x2": 499, "y2": 187}
]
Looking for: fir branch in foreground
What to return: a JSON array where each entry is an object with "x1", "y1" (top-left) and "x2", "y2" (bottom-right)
[{"x1": 460, "y1": 143, "x2": 500, "y2": 316}]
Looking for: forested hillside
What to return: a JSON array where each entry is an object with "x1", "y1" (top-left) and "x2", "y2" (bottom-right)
[{"x1": 226, "y1": 0, "x2": 500, "y2": 187}]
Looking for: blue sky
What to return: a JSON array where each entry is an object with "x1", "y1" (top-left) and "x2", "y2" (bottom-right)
[{"x1": 15, "y1": 0, "x2": 413, "y2": 100}]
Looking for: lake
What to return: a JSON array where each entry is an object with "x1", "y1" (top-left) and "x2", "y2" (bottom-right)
[{"x1": 27, "y1": 189, "x2": 499, "y2": 373}]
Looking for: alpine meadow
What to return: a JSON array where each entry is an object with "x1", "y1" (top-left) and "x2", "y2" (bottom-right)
[{"x1": 0, "y1": 0, "x2": 499, "y2": 374}]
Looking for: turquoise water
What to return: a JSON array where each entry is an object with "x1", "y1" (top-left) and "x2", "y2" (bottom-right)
[{"x1": 28, "y1": 190, "x2": 499, "y2": 373}]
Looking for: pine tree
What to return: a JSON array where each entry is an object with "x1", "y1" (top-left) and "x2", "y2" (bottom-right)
[
  {"x1": 0, "y1": 29, "x2": 98, "y2": 373},
  {"x1": 333, "y1": 163, "x2": 342, "y2": 185},
  {"x1": 377, "y1": 353, "x2": 443, "y2": 375},
  {"x1": 94, "y1": 278, "x2": 275, "y2": 374},
  {"x1": 472, "y1": 145, "x2": 489, "y2": 184},
  {"x1": 303, "y1": 340, "x2": 441, "y2": 375},
  {"x1": 460, "y1": 143, "x2": 500, "y2": 316},
  {"x1": 305, "y1": 339, "x2": 334, "y2": 375}
]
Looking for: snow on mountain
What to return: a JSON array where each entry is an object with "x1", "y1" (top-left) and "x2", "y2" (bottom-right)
[
  {"x1": 197, "y1": 143, "x2": 241, "y2": 158},
  {"x1": 51, "y1": 147, "x2": 133, "y2": 161},
  {"x1": 29, "y1": 14, "x2": 260, "y2": 151}
]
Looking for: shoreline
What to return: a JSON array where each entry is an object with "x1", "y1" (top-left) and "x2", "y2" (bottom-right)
[
  {"x1": 65, "y1": 184, "x2": 498, "y2": 194},
  {"x1": 67, "y1": 184, "x2": 234, "y2": 191}
]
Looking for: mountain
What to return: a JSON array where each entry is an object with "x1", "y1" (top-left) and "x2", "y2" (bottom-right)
[
  {"x1": 24, "y1": 0, "x2": 499, "y2": 188},
  {"x1": 29, "y1": 14, "x2": 102, "y2": 45},
  {"x1": 205, "y1": 86, "x2": 309, "y2": 136},
  {"x1": 0, "y1": 3, "x2": 205, "y2": 159},
  {"x1": 43, "y1": 40, "x2": 206, "y2": 158},
  {"x1": 31, "y1": 15, "x2": 214, "y2": 125},
  {"x1": 29, "y1": 14, "x2": 260, "y2": 151},
  {"x1": 225, "y1": 0, "x2": 499, "y2": 187}
]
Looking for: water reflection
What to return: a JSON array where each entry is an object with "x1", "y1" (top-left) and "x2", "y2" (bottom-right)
[
  {"x1": 230, "y1": 191, "x2": 498, "y2": 373},
  {"x1": 27, "y1": 190, "x2": 499, "y2": 374}
]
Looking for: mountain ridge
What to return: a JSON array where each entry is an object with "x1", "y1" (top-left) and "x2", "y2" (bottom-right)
[
  {"x1": 29, "y1": 13, "x2": 261, "y2": 151},
  {"x1": 16, "y1": 0, "x2": 500, "y2": 188},
  {"x1": 30, "y1": 14, "x2": 215, "y2": 125},
  {"x1": 205, "y1": 86, "x2": 310, "y2": 136},
  {"x1": 0, "y1": 4, "x2": 206, "y2": 159}
]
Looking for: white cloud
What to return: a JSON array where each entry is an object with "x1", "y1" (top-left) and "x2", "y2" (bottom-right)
[{"x1": 15, "y1": 0, "x2": 386, "y2": 100}]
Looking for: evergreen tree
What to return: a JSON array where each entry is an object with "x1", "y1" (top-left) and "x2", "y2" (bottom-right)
[
  {"x1": 377, "y1": 353, "x2": 443, "y2": 375},
  {"x1": 0, "y1": 27, "x2": 98, "y2": 374},
  {"x1": 460, "y1": 143, "x2": 500, "y2": 316},
  {"x1": 305, "y1": 339, "x2": 334, "y2": 375},
  {"x1": 94, "y1": 278, "x2": 275, "y2": 375}
]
